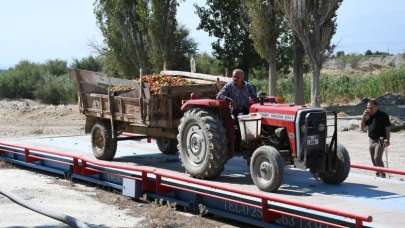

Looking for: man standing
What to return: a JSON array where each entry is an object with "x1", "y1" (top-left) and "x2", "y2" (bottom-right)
[
  {"x1": 217, "y1": 69, "x2": 257, "y2": 117},
  {"x1": 360, "y1": 99, "x2": 391, "y2": 178}
]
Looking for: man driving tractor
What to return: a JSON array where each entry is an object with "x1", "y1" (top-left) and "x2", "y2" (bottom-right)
[{"x1": 217, "y1": 69, "x2": 257, "y2": 117}]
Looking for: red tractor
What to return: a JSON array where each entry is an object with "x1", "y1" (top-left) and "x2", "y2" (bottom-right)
[{"x1": 178, "y1": 95, "x2": 350, "y2": 192}]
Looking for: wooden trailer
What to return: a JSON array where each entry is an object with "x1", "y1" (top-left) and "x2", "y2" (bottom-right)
[{"x1": 69, "y1": 69, "x2": 230, "y2": 159}]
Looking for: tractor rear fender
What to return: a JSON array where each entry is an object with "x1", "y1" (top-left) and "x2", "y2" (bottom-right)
[
  {"x1": 181, "y1": 99, "x2": 228, "y2": 111},
  {"x1": 181, "y1": 99, "x2": 236, "y2": 156}
]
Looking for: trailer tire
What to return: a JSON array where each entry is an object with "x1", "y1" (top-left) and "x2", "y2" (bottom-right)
[
  {"x1": 177, "y1": 108, "x2": 228, "y2": 179},
  {"x1": 91, "y1": 122, "x2": 117, "y2": 161},
  {"x1": 157, "y1": 139, "x2": 178, "y2": 155},
  {"x1": 250, "y1": 146, "x2": 284, "y2": 192},
  {"x1": 319, "y1": 144, "x2": 350, "y2": 184}
]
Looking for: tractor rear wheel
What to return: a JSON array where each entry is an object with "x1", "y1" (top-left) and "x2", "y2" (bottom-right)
[
  {"x1": 156, "y1": 138, "x2": 178, "y2": 155},
  {"x1": 250, "y1": 146, "x2": 284, "y2": 192},
  {"x1": 319, "y1": 144, "x2": 350, "y2": 184},
  {"x1": 177, "y1": 108, "x2": 228, "y2": 179},
  {"x1": 91, "y1": 121, "x2": 117, "y2": 161}
]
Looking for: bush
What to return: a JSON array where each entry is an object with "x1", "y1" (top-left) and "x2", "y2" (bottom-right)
[
  {"x1": 44, "y1": 59, "x2": 67, "y2": 76},
  {"x1": 71, "y1": 56, "x2": 103, "y2": 72},
  {"x1": 0, "y1": 60, "x2": 42, "y2": 99},
  {"x1": 0, "y1": 60, "x2": 76, "y2": 104},
  {"x1": 33, "y1": 74, "x2": 77, "y2": 105}
]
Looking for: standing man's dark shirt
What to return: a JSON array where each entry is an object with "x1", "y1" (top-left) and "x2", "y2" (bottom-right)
[{"x1": 365, "y1": 110, "x2": 391, "y2": 140}]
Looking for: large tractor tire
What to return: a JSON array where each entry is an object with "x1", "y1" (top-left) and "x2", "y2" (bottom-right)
[
  {"x1": 90, "y1": 121, "x2": 117, "y2": 161},
  {"x1": 319, "y1": 144, "x2": 350, "y2": 184},
  {"x1": 156, "y1": 139, "x2": 178, "y2": 155},
  {"x1": 250, "y1": 146, "x2": 284, "y2": 192},
  {"x1": 177, "y1": 108, "x2": 228, "y2": 179}
]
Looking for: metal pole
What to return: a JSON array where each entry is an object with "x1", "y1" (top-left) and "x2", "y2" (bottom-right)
[{"x1": 385, "y1": 146, "x2": 390, "y2": 179}]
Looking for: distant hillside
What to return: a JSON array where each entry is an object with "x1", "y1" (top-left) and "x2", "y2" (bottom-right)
[{"x1": 324, "y1": 54, "x2": 405, "y2": 72}]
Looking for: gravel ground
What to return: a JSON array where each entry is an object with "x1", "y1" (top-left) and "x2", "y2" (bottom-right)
[
  {"x1": 0, "y1": 99, "x2": 84, "y2": 137},
  {"x1": 0, "y1": 163, "x2": 234, "y2": 228},
  {"x1": 0, "y1": 166, "x2": 143, "y2": 227}
]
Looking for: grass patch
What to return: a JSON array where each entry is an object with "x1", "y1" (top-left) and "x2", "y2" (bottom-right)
[{"x1": 251, "y1": 67, "x2": 405, "y2": 104}]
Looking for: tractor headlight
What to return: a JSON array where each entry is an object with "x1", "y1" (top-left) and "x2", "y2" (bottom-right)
[{"x1": 318, "y1": 123, "x2": 326, "y2": 132}]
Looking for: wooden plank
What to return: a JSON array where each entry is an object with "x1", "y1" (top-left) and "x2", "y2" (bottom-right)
[
  {"x1": 160, "y1": 84, "x2": 219, "y2": 96},
  {"x1": 108, "y1": 90, "x2": 116, "y2": 138},
  {"x1": 161, "y1": 70, "x2": 232, "y2": 83},
  {"x1": 125, "y1": 124, "x2": 177, "y2": 139},
  {"x1": 69, "y1": 69, "x2": 139, "y2": 91}
]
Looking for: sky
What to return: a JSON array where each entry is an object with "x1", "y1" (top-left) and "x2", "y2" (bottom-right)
[{"x1": 0, "y1": 0, "x2": 404, "y2": 69}]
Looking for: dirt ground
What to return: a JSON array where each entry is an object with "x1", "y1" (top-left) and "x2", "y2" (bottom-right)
[{"x1": 0, "y1": 99, "x2": 84, "y2": 137}]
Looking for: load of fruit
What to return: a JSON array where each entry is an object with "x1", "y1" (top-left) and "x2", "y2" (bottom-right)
[
  {"x1": 141, "y1": 74, "x2": 190, "y2": 94},
  {"x1": 109, "y1": 74, "x2": 190, "y2": 95}
]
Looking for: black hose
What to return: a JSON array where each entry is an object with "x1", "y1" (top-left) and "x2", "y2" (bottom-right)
[{"x1": 0, "y1": 188, "x2": 90, "y2": 228}]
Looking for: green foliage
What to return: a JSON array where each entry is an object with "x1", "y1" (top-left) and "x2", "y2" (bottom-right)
[
  {"x1": 0, "y1": 60, "x2": 42, "y2": 98},
  {"x1": 94, "y1": 0, "x2": 196, "y2": 77},
  {"x1": 43, "y1": 59, "x2": 67, "y2": 76},
  {"x1": 34, "y1": 74, "x2": 77, "y2": 105},
  {"x1": 245, "y1": 0, "x2": 292, "y2": 74},
  {"x1": 251, "y1": 67, "x2": 405, "y2": 104},
  {"x1": 194, "y1": 52, "x2": 222, "y2": 75},
  {"x1": 336, "y1": 51, "x2": 345, "y2": 57},
  {"x1": 0, "y1": 60, "x2": 76, "y2": 105},
  {"x1": 149, "y1": 0, "x2": 179, "y2": 71},
  {"x1": 95, "y1": 0, "x2": 151, "y2": 76},
  {"x1": 195, "y1": 0, "x2": 263, "y2": 78},
  {"x1": 167, "y1": 25, "x2": 198, "y2": 71},
  {"x1": 364, "y1": 50, "x2": 391, "y2": 56},
  {"x1": 71, "y1": 56, "x2": 103, "y2": 72}
]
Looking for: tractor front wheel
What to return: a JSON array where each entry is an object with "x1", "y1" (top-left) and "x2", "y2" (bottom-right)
[
  {"x1": 250, "y1": 146, "x2": 284, "y2": 192},
  {"x1": 319, "y1": 144, "x2": 350, "y2": 184},
  {"x1": 177, "y1": 108, "x2": 228, "y2": 179}
]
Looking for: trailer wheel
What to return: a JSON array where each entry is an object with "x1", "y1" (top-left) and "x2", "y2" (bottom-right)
[
  {"x1": 91, "y1": 122, "x2": 117, "y2": 161},
  {"x1": 319, "y1": 144, "x2": 350, "y2": 184},
  {"x1": 177, "y1": 108, "x2": 228, "y2": 179},
  {"x1": 250, "y1": 146, "x2": 284, "y2": 192},
  {"x1": 156, "y1": 139, "x2": 178, "y2": 155}
]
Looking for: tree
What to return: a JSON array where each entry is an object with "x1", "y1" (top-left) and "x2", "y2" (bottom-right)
[
  {"x1": 168, "y1": 25, "x2": 198, "y2": 71},
  {"x1": 44, "y1": 59, "x2": 67, "y2": 76},
  {"x1": 71, "y1": 56, "x2": 103, "y2": 72},
  {"x1": 94, "y1": 0, "x2": 196, "y2": 77},
  {"x1": 95, "y1": 0, "x2": 151, "y2": 77},
  {"x1": 277, "y1": 0, "x2": 342, "y2": 106},
  {"x1": 149, "y1": 0, "x2": 178, "y2": 71},
  {"x1": 292, "y1": 34, "x2": 305, "y2": 105},
  {"x1": 365, "y1": 49, "x2": 373, "y2": 56},
  {"x1": 195, "y1": 52, "x2": 222, "y2": 75},
  {"x1": 195, "y1": 0, "x2": 263, "y2": 79},
  {"x1": 336, "y1": 50, "x2": 345, "y2": 57},
  {"x1": 245, "y1": 0, "x2": 280, "y2": 95}
]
